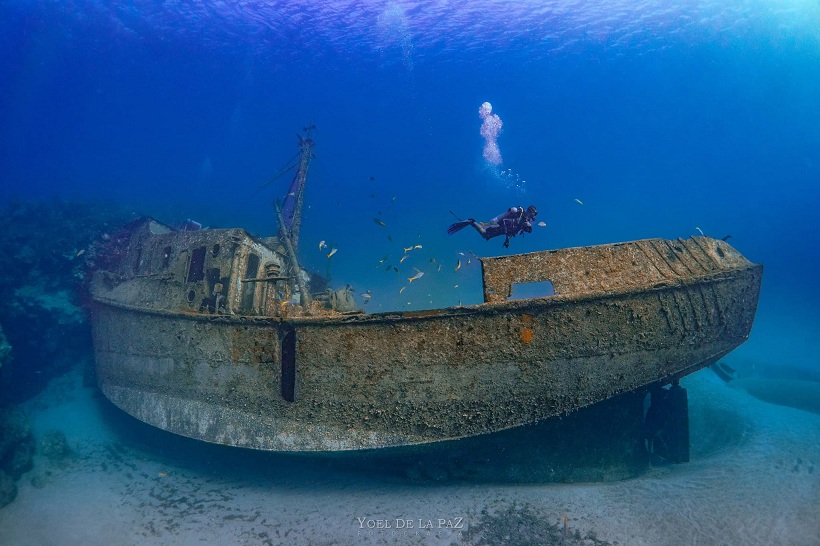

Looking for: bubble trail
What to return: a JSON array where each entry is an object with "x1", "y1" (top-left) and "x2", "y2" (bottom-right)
[{"x1": 479, "y1": 101, "x2": 503, "y2": 166}]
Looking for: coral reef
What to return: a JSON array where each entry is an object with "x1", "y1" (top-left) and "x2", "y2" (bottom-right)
[
  {"x1": 0, "y1": 198, "x2": 136, "y2": 508},
  {"x1": 0, "y1": 199, "x2": 136, "y2": 403},
  {"x1": 0, "y1": 471, "x2": 15, "y2": 509},
  {"x1": 0, "y1": 407, "x2": 34, "y2": 508}
]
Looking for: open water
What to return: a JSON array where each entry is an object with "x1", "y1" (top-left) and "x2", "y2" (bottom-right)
[{"x1": 1, "y1": 1, "x2": 819, "y2": 545}]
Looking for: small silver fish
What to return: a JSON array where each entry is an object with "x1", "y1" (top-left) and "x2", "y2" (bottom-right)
[
  {"x1": 327, "y1": 248, "x2": 337, "y2": 258},
  {"x1": 455, "y1": 259, "x2": 461, "y2": 271},
  {"x1": 537, "y1": 221, "x2": 547, "y2": 227},
  {"x1": 399, "y1": 255, "x2": 408, "y2": 263},
  {"x1": 696, "y1": 227, "x2": 704, "y2": 236},
  {"x1": 318, "y1": 240, "x2": 327, "y2": 250},
  {"x1": 408, "y1": 268, "x2": 424, "y2": 283},
  {"x1": 574, "y1": 198, "x2": 584, "y2": 205}
]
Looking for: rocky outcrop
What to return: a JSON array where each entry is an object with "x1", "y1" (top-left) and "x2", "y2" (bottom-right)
[
  {"x1": 0, "y1": 407, "x2": 34, "y2": 509},
  {"x1": 0, "y1": 199, "x2": 136, "y2": 402}
]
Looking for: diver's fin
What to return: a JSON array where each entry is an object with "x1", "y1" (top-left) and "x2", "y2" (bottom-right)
[{"x1": 447, "y1": 220, "x2": 471, "y2": 235}]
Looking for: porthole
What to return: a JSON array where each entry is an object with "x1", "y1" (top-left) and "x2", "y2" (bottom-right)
[
  {"x1": 187, "y1": 289, "x2": 196, "y2": 303},
  {"x1": 212, "y1": 243, "x2": 220, "y2": 257}
]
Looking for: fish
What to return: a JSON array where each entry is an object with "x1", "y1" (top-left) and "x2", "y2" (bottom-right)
[
  {"x1": 373, "y1": 218, "x2": 386, "y2": 227},
  {"x1": 318, "y1": 240, "x2": 327, "y2": 250},
  {"x1": 413, "y1": 244, "x2": 422, "y2": 250},
  {"x1": 399, "y1": 255, "x2": 408, "y2": 263},
  {"x1": 403, "y1": 246, "x2": 413, "y2": 253},
  {"x1": 408, "y1": 268, "x2": 424, "y2": 283},
  {"x1": 574, "y1": 198, "x2": 584, "y2": 205},
  {"x1": 455, "y1": 259, "x2": 461, "y2": 271},
  {"x1": 399, "y1": 286, "x2": 406, "y2": 294},
  {"x1": 327, "y1": 248, "x2": 337, "y2": 258},
  {"x1": 537, "y1": 221, "x2": 547, "y2": 227},
  {"x1": 390, "y1": 266, "x2": 399, "y2": 274},
  {"x1": 158, "y1": 472, "x2": 169, "y2": 477},
  {"x1": 362, "y1": 292, "x2": 372, "y2": 299},
  {"x1": 378, "y1": 255, "x2": 389, "y2": 263},
  {"x1": 437, "y1": 264, "x2": 442, "y2": 272},
  {"x1": 696, "y1": 226, "x2": 705, "y2": 236}
]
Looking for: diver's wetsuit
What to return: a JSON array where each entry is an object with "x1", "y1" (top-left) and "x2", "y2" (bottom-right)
[{"x1": 448, "y1": 206, "x2": 538, "y2": 248}]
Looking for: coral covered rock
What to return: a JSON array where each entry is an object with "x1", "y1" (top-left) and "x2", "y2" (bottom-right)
[
  {"x1": 0, "y1": 407, "x2": 34, "y2": 485},
  {"x1": 0, "y1": 199, "x2": 136, "y2": 402},
  {"x1": 0, "y1": 470, "x2": 16, "y2": 509}
]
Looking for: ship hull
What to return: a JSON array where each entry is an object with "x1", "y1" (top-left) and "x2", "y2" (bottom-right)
[{"x1": 92, "y1": 263, "x2": 762, "y2": 451}]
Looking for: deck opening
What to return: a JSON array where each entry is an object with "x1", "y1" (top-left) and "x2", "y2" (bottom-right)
[
  {"x1": 508, "y1": 280, "x2": 555, "y2": 300},
  {"x1": 187, "y1": 246, "x2": 206, "y2": 282},
  {"x1": 280, "y1": 324, "x2": 296, "y2": 402}
]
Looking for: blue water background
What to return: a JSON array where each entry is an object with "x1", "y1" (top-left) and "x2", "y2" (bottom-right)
[{"x1": 1, "y1": 0, "x2": 819, "y2": 366}]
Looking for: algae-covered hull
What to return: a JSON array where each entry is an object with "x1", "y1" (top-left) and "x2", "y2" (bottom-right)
[{"x1": 90, "y1": 228, "x2": 762, "y2": 452}]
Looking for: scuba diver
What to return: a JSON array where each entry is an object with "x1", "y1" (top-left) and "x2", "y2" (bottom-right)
[{"x1": 448, "y1": 205, "x2": 538, "y2": 248}]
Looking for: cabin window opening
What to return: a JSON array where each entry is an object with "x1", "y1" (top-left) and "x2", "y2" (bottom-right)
[
  {"x1": 187, "y1": 246, "x2": 206, "y2": 282},
  {"x1": 280, "y1": 324, "x2": 296, "y2": 402},
  {"x1": 199, "y1": 268, "x2": 223, "y2": 313},
  {"x1": 212, "y1": 243, "x2": 220, "y2": 257},
  {"x1": 162, "y1": 246, "x2": 172, "y2": 269},
  {"x1": 508, "y1": 280, "x2": 555, "y2": 301},
  {"x1": 240, "y1": 253, "x2": 260, "y2": 312},
  {"x1": 186, "y1": 289, "x2": 196, "y2": 303}
]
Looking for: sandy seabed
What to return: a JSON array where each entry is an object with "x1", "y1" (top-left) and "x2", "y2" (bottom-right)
[{"x1": 1, "y1": 359, "x2": 818, "y2": 546}]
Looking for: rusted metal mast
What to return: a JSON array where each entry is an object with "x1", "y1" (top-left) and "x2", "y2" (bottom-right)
[
  {"x1": 276, "y1": 128, "x2": 315, "y2": 308},
  {"x1": 285, "y1": 129, "x2": 314, "y2": 255},
  {"x1": 275, "y1": 200, "x2": 311, "y2": 307}
]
